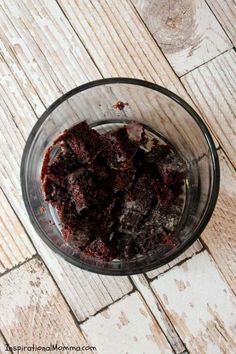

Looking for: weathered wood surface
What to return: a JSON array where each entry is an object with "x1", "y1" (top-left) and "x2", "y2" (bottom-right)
[
  {"x1": 146, "y1": 239, "x2": 203, "y2": 279},
  {"x1": 201, "y1": 150, "x2": 236, "y2": 294},
  {"x1": 0, "y1": 332, "x2": 8, "y2": 354},
  {"x1": 0, "y1": 0, "x2": 209, "y2": 323},
  {"x1": 152, "y1": 251, "x2": 236, "y2": 353},
  {"x1": 0, "y1": 0, "x2": 100, "y2": 109},
  {"x1": 206, "y1": 0, "x2": 236, "y2": 46},
  {"x1": 81, "y1": 292, "x2": 174, "y2": 354},
  {"x1": 0, "y1": 189, "x2": 35, "y2": 274},
  {"x1": 181, "y1": 49, "x2": 236, "y2": 166},
  {"x1": 132, "y1": 0, "x2": 232, "y2": 76},
  {"x1": 0, "y1": 60, "x2": 133, "y2": 321},
  {"x1": 131, "y1": 274, "x2": 186, "y2": 353},
  {"x1": 0, "y1": 258, "x2": 93, "y2": 352},
  {"x1": 57, "y1": 0, "x2": 220, "y2": 149},
  {"x1": 57, "y1": 0, "x2": 195, "y2": 97},
  {"x1": 0, "y1": 0, "x2": 235, "y2": 350},
  {"x1": 0, "y1": 0, "x2": 133, "y2": 322}
]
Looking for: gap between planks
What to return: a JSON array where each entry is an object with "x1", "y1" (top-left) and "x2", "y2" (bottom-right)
[
  {"x1": 0, "y1": 0, "x2": 233, "y2": 342},
  {"x1": 131, "y1": 0, "x2": 232, "y2": 76},
  {"x1": 0, "y1": 257, "x2": 94, "y2": 352},
  {"x1": 151, "y1": 250, "x2": 236, "y2": 353}
]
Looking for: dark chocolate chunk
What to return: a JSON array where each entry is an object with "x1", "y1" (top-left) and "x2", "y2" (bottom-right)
[
  {"x1": 67, "y1": 168, "x2": 97, "y2": 212},
  {"x1": 110, "y1": 168, "x2": 135, "y2": 193},
  {"x1": 84, "y1": 238, "x2": 114, "y2": 261},
  {"x1": 67, "y1": 121, "x2": 101, "y2": 163},
  {"x1": 124, "y1": 175, "x2": 155, "y2": 214},
  {"x1": 41, "y1": 120, "x2": 186, "y2": 262},
  {"x1": 102, "y1": 127, "x2": 137, "y2": 169},
  {"x1": 118, "y1": 209, "x2": 143, "y2": 234}
]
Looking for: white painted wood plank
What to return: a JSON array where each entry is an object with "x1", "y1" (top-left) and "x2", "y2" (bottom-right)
[
  {"x1": 0, "y1": 0, "x2": 133, "y2": 321},
  {"x1": 146, "y1": 240, "x2": 203, "y2": 279},
  {"x1": 182, "y1": 49, "x2": 236, "y2": 166},
  {"x1": 201, "y1": 150, "x2": 236, "y2": 294},
  {"x1": 132, "y1": 0, "x2": 232, "y2": 76},
  {"x1": 57, "y1": 0, "x2": 220, "y2": 149},
  {"x1": 131, "y1": 275, "x2": 186, "y2": 353},
  {"x1": 0, "y1": 0, "x2": 101, "y2": 108},
  {"x1": 0, "y1": 189, "x2": 35, "y2": 274},
  {"x1": 81, "y1": 292, "x2": 174, "y2": 354},
  {"x1": 0, "y1": 0, "x2": 213, "y2": 324},
  {"x1": 0, "y1": 110, "x2": 132, "y2": 321},
  {"x1": 0, "y1": 333, "x2": 8, "y2": 354},
  {"x1": 0, "y1": 258, "x2": 94, "y2": 352},
  {"x1": 42, "y1": 258, "x2": 133, "y2": 321},
  {"x1": 57, "y1": 0, "x2": 191, "y2": 98},
  {"x1": 152, "y1": 251, "x2": 236, "y2": 353},
  {"x1": 206, "y1": 0, "x2": 236, "y2": 46}
]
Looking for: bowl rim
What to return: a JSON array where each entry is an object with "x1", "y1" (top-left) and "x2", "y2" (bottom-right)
[{"x1": 21, "y1": 77, "x2": 220, "y2": 275}]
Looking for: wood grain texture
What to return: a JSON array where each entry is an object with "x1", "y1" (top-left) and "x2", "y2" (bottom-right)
[
  {"x1": 0, "y1": 16, "x2": 133, "y2": 322},
  {"x1": 152, "y1": 251, "x2": 236, "y2": 353},
  {"x1": 201, "y1": 150, "x2": 236, "y2": 294},
  {"x1": 131, "y1": 275, "x2": 186, "y2": 353},
  {"x1": 0, "y1": 0, "x2": 101, "y2": 110},
  {"x1": 0, "y1": 257, "x2": 93, "y2": 352},
  {"x1": 57, "y1": 0, "x2": 191, "y2": 98},
  {"x1": 81, "y1": 292, "x2": 174, "y2": 354},
  {"x1": 0, "y1": 113, "x2": 133, "y2": 320},
  {"x1": 0, "y1": 189, "x2": 35, "y2": 274},
  {"x1": 0, "y1": 332, "x2": 8, "y2": 354},
  {"x1": 182, "y1": 49, "x2": 236, "y2": 166},
  {"x1": 206, "y1": 0, "x2": 236, "y2": 46},
  {"x1": 0, "y1": 0, "x2": 213, "y2": 325},
  {"x1": 132, "y1": 0, "x2": 232, "y2": 76},
  {"x1": 146, "y1": 240, "x2": 203, "y2": 279},
  {"x1": 57, "y1": 0, "x2": 220, "y2": 149}
]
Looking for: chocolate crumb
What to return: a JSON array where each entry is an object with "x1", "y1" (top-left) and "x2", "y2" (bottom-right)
[
  {"x1": 112, "y1": 101, "x2": 129, "y2": 110},
  {"x1": 41, "y1": 120, "x2": 186, "y2": 261}
]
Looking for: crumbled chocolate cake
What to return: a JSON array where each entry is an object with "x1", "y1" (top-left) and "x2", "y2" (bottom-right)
[
  {"x1": 42, "y1": 120, "x2": 187, "y2": 261},
  {"x1": 112, "y1": 101, "x2": 129, "y2": 110},
  {"x1": 66, "y1": 121, "x2": 101, "y2": 163},
  {"x1": 102, "y1": 127, "x2": 137, "y2": 169},
  {"x1": 67, "y1": 168, "x2": 97, "y2": 212}
]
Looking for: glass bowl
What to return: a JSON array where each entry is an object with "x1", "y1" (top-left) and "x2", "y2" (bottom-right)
[{"x1": 21, "y1": 78, "x2": 220, "y2": 275}]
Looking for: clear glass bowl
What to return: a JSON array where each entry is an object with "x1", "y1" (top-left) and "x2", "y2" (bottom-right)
[{"x1": 21, "y1": 78, "x2": 220, "y2": 275}]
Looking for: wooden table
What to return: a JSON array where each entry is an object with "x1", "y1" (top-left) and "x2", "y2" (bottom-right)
[{"x1": 0, "y1": 1, "x2": 235, "y2": 353}]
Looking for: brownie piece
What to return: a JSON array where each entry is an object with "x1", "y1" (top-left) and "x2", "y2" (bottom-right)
[
  {"x1": 118, "y1": 209, "x2": 143, "y2": 234},
  {"x1": 69, "y1": 215, "x2": 92, "y2": 249},
  {"x1": 113, "y1": 233, "x2": 137, "y2": 259},
  {"x1": 158, "y1": 153, "x2": 186, "y2": 185},
  {"x1": 91, "y1": 155, "x2": 109, "y2": 180},
  {"x1": 57, "y1": 202, "x2": 79, "y2": 242},
  {"x1": 110, "y1": 168, "x2": 135, "y2": 193},
  {"x1": 102, "y1": 127, "x2": 137, "y2": 169},
  {"x1": 83, "y1": 238, "x2": 114, "y2": 261},
  {"x1": 135, "y1": 228, "x2": 176, "y2": 254},
  {"x1": 126, "y1": 122, "x2": 146, "y2": 145},
  {"x1": 145, "y1": 140, "x2": 172, "y2": 164},
  {"x1": 44, "y1": 147, "x2": 80, "y2": 187},
  {"x1": 42, "y1": 120, "x2": 186, "y2": 262},
  {"x1": 67, "y1": 168, "x2": 97, "y2": 213},
  {"x1": 145, "y1": 202, "x2": 182, "y2": 232},
  {"x1": 66, "y1": 121, "x2": 101, "y2": 163},
  {"x1": 48, "y1": 146, "x2": 80, "y2": 176},
  {"x1": 92, "y1": 199, "x2": 119, "y2": 242},
  {"x1": 43, "y1": 175, "x2": 69, "y2": 207},
  {"x1": 135, "y1": 225, "x2": 164, "y2": 253},
  {"x1": 124, "y1": 174, "x2": 155, "y2": 214}
]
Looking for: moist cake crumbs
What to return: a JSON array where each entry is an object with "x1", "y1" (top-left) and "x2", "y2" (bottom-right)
[{"x1": 41, "y1": 120, "x2": 186, "y2": 261}]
